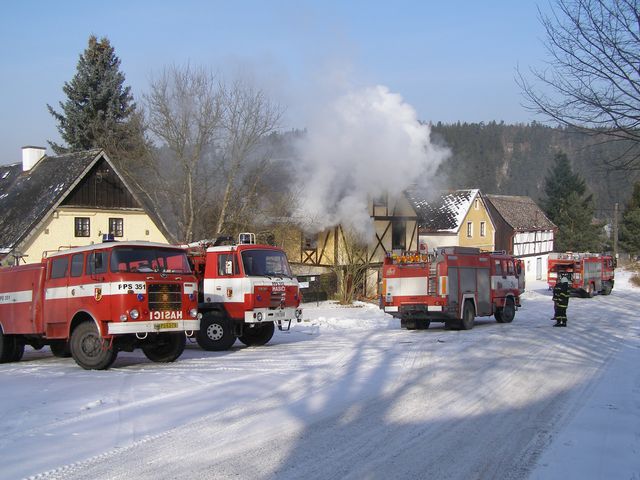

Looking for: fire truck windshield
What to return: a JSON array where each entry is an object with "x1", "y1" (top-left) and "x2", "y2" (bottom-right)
[
  {"x1": 241, "y1": 249, "x2": 293, "y2": 278},
  {"x1": 110, "y1": 247, "x2": 192, "y2": 274}
]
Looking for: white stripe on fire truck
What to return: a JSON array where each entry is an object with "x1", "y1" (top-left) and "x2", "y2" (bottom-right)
[
  {"x1": 44, "y1": 282, "x2": 146, "y2": 301},
  {"x1": 0, "y1": 290, "x2": 33, "y2": 305}
]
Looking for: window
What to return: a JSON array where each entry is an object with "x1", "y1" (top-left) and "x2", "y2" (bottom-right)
[
  {"x1": 109, "y1": 218, "x2": 123, "y2": 237},
  {"x1": 241, "y1": 249, "x2": 293, "y2": 277},
  {"x1": 70, "y1": 253, "x2": 84, "y2": 277},
  {"x1": 50, "y1": 257, "x2": 69, "y2": 279},
  {"x1": 303, "y1": 235, "x2": 317, "y2": 249},
  {"x1": 75, "y1": 217, "x2": 90, "y2": 237},
  {"x1": 86, "y1": 251, "x2": 108, "y2": 275},
  {"x1": 373, "y1": 195, "x2": 387, "y2": 208},
  {"x1": 480, "y1": 221, "x2": 486, "y2": 237},
  {"x1": 218, "y1": 254, "x2": 237, "y2": 276},
  {"x1": 466, "y1": 221, "x2": 473, "y2": 238},
  {"x1": 392, "y1": 221, "x2": 406, "y2": 250},
  {"x1": 474, "y1": 199, "x2": 480, "y2": 210}
]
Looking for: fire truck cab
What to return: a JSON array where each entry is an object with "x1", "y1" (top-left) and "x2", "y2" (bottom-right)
[
  {"x1": 0, "y1": 240, "x2": 200, "y2": 369},
  {"x1": 186, "y1": 233, "x2": 302, "y2": 351},
  {"x1": 381, "y1": 247, "x2": 522, "y2": 330},
  {"x1": 548, "y1": 252, "x2": 614, "y2": 297}
]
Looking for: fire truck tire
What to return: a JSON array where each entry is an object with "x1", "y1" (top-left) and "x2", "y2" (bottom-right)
[
  {"x1": 460, "y1": 301, "x2": 475, "y2": 330},
  {"x1": 142, "y1": 333, "x2": 185, "y2": 362},
  {"x1": 496, "y1": 298, "x2": 516, "y2": 323},
  {"x1": 50, "y1": 340, "x2": 72, "y2": 358},
  {"x1": 0, "y1": 329, "x2": 20, "y2": 363},
  {"x1": 70, "y1": 321, "x2": 118, "y2": 370},
  {"x1": 238, "y1": 322, "x2": 275, "y2": 347},
  {"x1": 11, "y1": 341, "x2": 24, "y2": 362},
  {"x1": 601, "y1": 282, "x2": 613, "y2": 295},
  {"x1": 196, "y1": 313, "x2": 236, "y2": 351}
]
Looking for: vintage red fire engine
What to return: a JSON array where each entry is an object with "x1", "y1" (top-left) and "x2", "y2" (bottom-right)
[
  {"x1": 381, "y1": 246, "x2": 523, "y2": 330},
  {"x1": 547, "y1": 252, "x2": 614, "y2": 297},
  {"x1": 0, "y1": 239, "x2": 200, "y2": 369},
  {"x1": 185, "y1": 233, "x2": 302, "y2": 351}
]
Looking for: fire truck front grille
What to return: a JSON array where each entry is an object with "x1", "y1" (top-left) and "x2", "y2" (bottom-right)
[
  {"x1": 148, "y1": 284, "x2": 182, "y2": 311},
  {"x1": 270, "y1": 291, "x2": 284, "y2": 308}
]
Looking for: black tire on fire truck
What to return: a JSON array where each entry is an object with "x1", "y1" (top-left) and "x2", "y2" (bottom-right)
[
  {"x1": 196, "y1": 312, "x2": 236, "y2": 351},
  {"x1": 50, "y1": 340, "x2": 72, "y2": 358},
  {"x1": 70, "y1": 321, "x2": 118, "y2": 370},
  {"x1": 11, "y1": 341, "x2": 24, "y2": 362},
  {"x1": 142, "y1": 333, "x2": 186, "y2": 362},
  {"x1": 601, "y1": 281, "x2": 613, "y2": 295},
  {"x1": 238, "y1": 321, "x2": 275, "y2": 347},
  {"x1": 460, "y1": 300, "x2": 475, "y2": 330},
  {"x1": 0, "y1": 328, "x2": 22, "y2": 363},
  {"x1": 495, "y1": 297, "x2": 516, "y2": 323}
]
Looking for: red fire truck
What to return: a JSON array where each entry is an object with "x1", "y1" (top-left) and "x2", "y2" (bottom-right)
[
  {"x1": 185, "y1": 233, "x2": 302, "y2": 351},
  {"x1": 381, "y1": 247, "x2": 523, "y2": 330},
  {"x1": 0, "y1": 240, "x2": 200, "y2": 370},
  {"x1": 547, "y1": 252, "x2": 614, "y2": 297}
]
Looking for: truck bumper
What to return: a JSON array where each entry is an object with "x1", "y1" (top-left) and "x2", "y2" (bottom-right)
[
  {"x1": 244, "y1": 307, "x2": 302, "y2": 324},
  {"x1": 108, "y1": 319, "x2": 200, "y2": 335}
]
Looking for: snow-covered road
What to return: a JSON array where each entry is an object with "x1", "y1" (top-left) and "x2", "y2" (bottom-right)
[{"x1": 1, "y1": 272, "x2": 639, "y2": 480}]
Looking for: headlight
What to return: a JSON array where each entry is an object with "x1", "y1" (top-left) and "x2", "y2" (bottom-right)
[
  {"x1": 256, "y1": 312, "x2": 263, "y2": 321},
  {"x1": 189, "y1": 308, "x2": 199, "y2": 319},
  {"x1": 129, "y1": 309, "x2": 140, "y2": 320},
  {"x1": 295, "y1": 309, "x2": 302, "y2": 319},
  {"x1": 120, "y1": 314, "x2": 128, "y2": 322}
]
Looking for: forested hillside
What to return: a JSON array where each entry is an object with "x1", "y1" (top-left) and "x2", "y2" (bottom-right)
[{"x1": 431, "y1": 122, "x2": 637, "y2": 222}]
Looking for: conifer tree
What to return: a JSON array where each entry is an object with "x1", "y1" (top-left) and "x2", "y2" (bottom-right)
[
  {"x1": 47, "y1": 35, "x2": 140, "y2": 155},
  {"x1": 542, "y1": 152, "x2": 604, "y2": 252},
  {"x1": 619, "y1": 182, "x2": 640, "y2": 256}
]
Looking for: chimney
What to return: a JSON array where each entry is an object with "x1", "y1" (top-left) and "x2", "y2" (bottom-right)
[{"x1": 21, "y1": 146, "x2": 46, "y2": 172}]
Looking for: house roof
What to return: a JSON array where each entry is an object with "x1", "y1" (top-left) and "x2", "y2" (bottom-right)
[
  {"x1": 0, "y1": 149, "x2": 175, "y2": 254},
  {"x1": 484, "y1": 194, "x2": 556, "y2": 231},
  {"x1": 406, "y1": 188, "x2": 480, "y2": 233}
]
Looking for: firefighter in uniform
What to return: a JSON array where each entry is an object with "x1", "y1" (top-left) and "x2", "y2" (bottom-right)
[{"x1": 552, "y1": 276, "x2": 570, "y2": 327}]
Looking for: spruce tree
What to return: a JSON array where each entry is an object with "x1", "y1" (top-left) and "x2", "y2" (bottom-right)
[
  {"x1": 619, "y1": 182, "x2": 640, "y2": 256},
  {"x1": 47, "y1": 35, "x2": 139, "y2": 155},
  {"x1": 542, "y1": 152, "x2": 604, "y2": 252}
]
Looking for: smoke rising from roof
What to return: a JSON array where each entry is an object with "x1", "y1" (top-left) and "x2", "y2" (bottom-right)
[{"x1": 293, "y1": 85, "x2": 449, "y2": 240}]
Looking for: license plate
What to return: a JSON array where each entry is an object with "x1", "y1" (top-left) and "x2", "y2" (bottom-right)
[
  {"x1": 274, "y1": 310, "x2": 286, "y2": 318},
  {"x1": 155, "y1": 322, "x2": 178, "y2": 330}
]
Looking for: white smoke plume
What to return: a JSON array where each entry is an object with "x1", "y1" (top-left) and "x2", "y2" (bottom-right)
[{"x1": 293, "y1": 85, "x2": 449, "y2": 240}]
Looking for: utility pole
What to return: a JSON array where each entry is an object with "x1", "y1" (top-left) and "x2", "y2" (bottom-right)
[{"x1": 613, "y1": 202, "x2": 619, "y2": 263}]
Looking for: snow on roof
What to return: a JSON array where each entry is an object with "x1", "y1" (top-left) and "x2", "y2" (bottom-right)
[
  {"x1": 0, "y1": 149, "x2": 103, "y2": 250},
  {"x1": 406, "y1": 188, "x2": 479, "y2": 233}
]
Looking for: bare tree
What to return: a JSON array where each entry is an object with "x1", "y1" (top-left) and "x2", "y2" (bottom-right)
[
  {"x1": 333, "y1": 226, "x2": 373, "y2": 304},
  {"x1": 144, "y1": 65, "x2": 223, "y2": 242},
  {"x1": 518, "y1": 0, "x2": 640, "y2": 169},
  {"x1": 215, "y1": 81, "x2": 282, "y2": 234}
]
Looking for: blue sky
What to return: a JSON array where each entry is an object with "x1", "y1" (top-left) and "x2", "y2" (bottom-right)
[{"x1": 0, "y1": 0, "x2": 551, "y2": 164}]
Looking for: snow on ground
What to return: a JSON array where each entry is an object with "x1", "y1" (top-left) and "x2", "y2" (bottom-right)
[{"x1": 1, "y1": 270, "x2": 639, "y2": 480}]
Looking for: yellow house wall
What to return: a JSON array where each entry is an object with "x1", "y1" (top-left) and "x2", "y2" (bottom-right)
[
  {"x1": 458, "y1": 198, "x2": 495, "y2": 251},
  {"x1": 21, "y1": 207, "x2": 168, "y2": 263}
]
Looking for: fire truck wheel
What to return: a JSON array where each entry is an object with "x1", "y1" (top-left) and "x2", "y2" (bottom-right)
[
  {"x1": 238, "y1": 322, "x2": 275, "y2": 347},
  {"x1": 496, "y1": 298, "x2": 516, "y2": 323},
  {"x1": 142, "y1": 333, "x2": 185, "y2": 362},
  {"x1": 11, "y1": 341, "x2": 24, "y2": 362},
  {"x1": 0, "y1": 330, "x2": 20, "y2": 363},
  {"x1": 196, "y1": 313, "x2": 236, "y2": 351},
  {"x1": 460, "y1": 301, "x2": 475, "y2": 330},
  {"x1": 50, "y1": 340, "x2": 72, "y2": 358},
  {"x1": 601, "y1": 282, "x2": 613, "y2": 295},
  {"x1": 70, "y1": 322, "x2": 118, "y2": 370}
]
